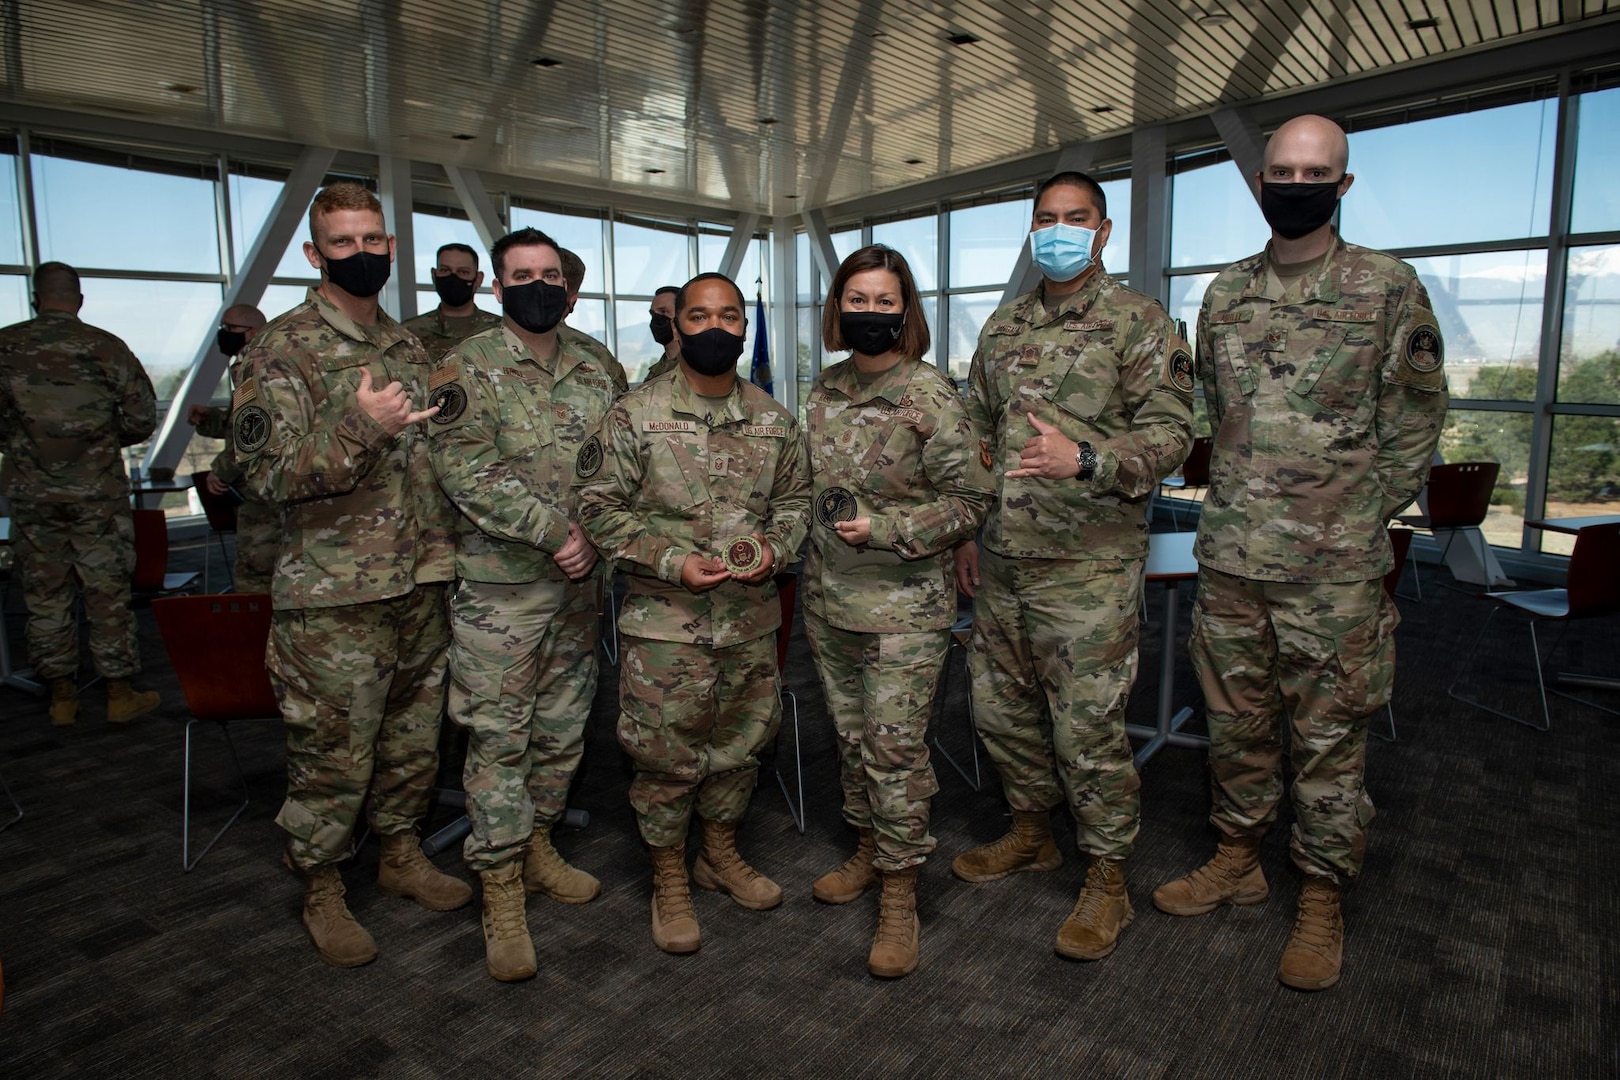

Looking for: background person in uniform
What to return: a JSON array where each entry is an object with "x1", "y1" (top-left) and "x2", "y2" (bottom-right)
[
  {"x1": 1153, "y1": 115, "x2": 1448, "y2": 992},
  {"x1": 576, "y1": 272, "x2": 810, "y2": 955},
  {"x1": 802, "y1": 245, "x2": 992, "y2": 978},
  {"x1": 642, "y1": 285, "x2": 682, "y2": 383},
  {"x1": 557, "y1": 248, "x2": 629, "y2": 394},
  {"x1": 953, "y1": 172, "x2": 1195, "y2": 961},
  {"x1": 402, "y1": 242, "x2": 501, "y2": 359},
  {"x1": 235, "y1": 182, "x2": 471, "y2": 969},
  {"x1": 0, "y1": 261, "x2": 162, "y2": 727},
  {"x1": 186, "y1": 303, "x2": 274, "y2": 591},
  {"x1": 427, "y1": 227, "x2": 620, "y2": 982}
]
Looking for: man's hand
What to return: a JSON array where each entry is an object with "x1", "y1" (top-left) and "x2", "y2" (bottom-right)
[
  {"x1": 833, "y1": 517, "x2": 871, "y2": 547},
  {"x1": 954, "y1": 541, "x2": 980, "y2": 599},
  {"x1": 356, "y1": 367, "x2": 438, "y2": 435},
  {"x1": 680, "y1": 553, "x2": 731, "y2": 594},
  {"x1": 731, "y1": 535, "x2": 775, "y2": 585},
  {"x1": 1006, "y1": 413, "x2": 1080, "y2": 480},
  {"x1": 205, "y1": 473, "x2": 230, "y2": 497},
  {"x1": 186, "y1": 405, "x2": 210, "y2": 427},
  {"x1": 553, "y1": 521, "x2": 599, "y2": 581}
]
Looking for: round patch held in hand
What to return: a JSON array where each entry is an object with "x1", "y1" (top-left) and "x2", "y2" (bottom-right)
[
  {"x1": 722, "y1": 535, "x2": 764, "y2": 575},
  {"x1": 429, "y1": 382, "x2": 467, "y2": 424},
  {"x1": 234, "y1": 404, "x2": 271, "y2": 453},
  {"x1": 816, "y1": 486, "x2": 858, "y2": 528}
]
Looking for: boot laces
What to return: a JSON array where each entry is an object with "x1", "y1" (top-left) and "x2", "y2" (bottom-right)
[
  {"x1": 1074, "y1": 861, "x2": 1119, "y2": 924},
  {"x1": 874, "y1": 891, "x2": 912, "y2": 945},
  {"x1": 1290, "y1": 889, "x2": 1341, "y2": 953},
  {"x1": 486, "y1": 875, "x2": 527, "y2": 938},
  {"x1": 653, "y1": 855, "x2": 696, "y2": 920}
]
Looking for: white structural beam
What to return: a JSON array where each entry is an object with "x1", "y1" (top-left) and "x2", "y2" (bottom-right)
[
  {"x1": 145, "y1": 146, "x2": 336, "y2": 473},
  {"x1": 1129, "y1": 125, "x2": 1171, "y2": 307},
  {"x1": 802, "y1": 208, "x2": 841, "y2": 287},
  {"x1": 1210, "y1": 106, "x2": 1266, "y2": 204},
  {"x1": 378, "y1": 154, "x2": 417, "y2": 321},
  {"x1": 445, "y1": 165, "x2": 507, "y2": 251},
  {"x1": 1000, "y1": 142, "x2": 1094, "y2": 306},
  {"x1": 767, "y1": 216, "x2": 797, "y2": 414},
  {"x1": 718, "y1": 214, "x2": 761, "y2": 281}
]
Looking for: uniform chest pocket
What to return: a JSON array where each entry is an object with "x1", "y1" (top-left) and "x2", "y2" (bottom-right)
[
  {"x1": 717, "y1": 433, "x2": 776, "y2": 511},
  {"x1": 1042, "y1": 346, "x2": 1118, "y2": 424},
  {"x1": 1293, "y1": 310, "x2": 1381, "y2": 423},
  {"x1": 1215, "y1": 328, "x2": 1259, "y2": 404}
]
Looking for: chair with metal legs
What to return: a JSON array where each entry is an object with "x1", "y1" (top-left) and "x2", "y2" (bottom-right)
[
  {"x1": 771, "y1": 571, "x2": 805, "y2": 833},
  {"x1": 191, "y1": 470, "x2": 240, "y2": 593},
  {"x1": 1395, "y1": 461, "x2": 1499, "y2": 599},
  {"x1": 1448, "y1": 522, "x2": 1620, "y2": 732}
]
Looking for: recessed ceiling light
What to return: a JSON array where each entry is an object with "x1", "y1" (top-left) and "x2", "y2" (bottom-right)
[
  {"x1": 871, "y1": 29, "x2": 888, "y2": 38},
  {"x1": 784, "y1": 194, "x2": 800, "y2": 199},
  {"x1": 903, "y1": 157, "x2": 924, "y2": 165},
  {"x1": 531, "y1": 57, "x2": 563, "y2": 68},
  {"x1": 452, "y1": 133, "x2": 475, "y2": 141},
  {"x1": 758, "y1": 117, "x2": 778, "y2": 126},
  {"x1": 1408, "y1": 16, "x2": 1439, "y2": 29},
  {"x1": 645, "y1": 168, "x2": 665, "y2": 174},
  {"x1": 1197, "y1": 12, "x2": 1234, "y2": 27},
  {"x1": 162, "y1": 82, "x2": 200, "y2": 94},
  {"x1": 946, "y1": 32, "x2": 980, "y2": 46},
  {"x1": 1091, "y1": 105, "x2": 1115, "y2": 114}
]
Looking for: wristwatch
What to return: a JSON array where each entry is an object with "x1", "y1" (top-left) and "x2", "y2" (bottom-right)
[{"x1": 1075, "y1": 441, "x2": 1097, "y2": 481}]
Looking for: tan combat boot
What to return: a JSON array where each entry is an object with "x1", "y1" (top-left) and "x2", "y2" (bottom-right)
[
  {"x1": 812, "y1": 827, "x2": 877, "y2": 904},
  {"x1": 1054, "y1": 857, "x2": 1134, "y2": 961},
  {"x1": 1278, "y1": 877, "x2": 1344, "y2": 991},
  {"x1": 692, "y1": 819, "x2": 783, "y2": 910},
  {"x1": 47, "y1": 678, "x2": 78, "y2": 727},
  {"x1": 523, "y1": 823, "x2": 601, "y2": 904},
  {"x1": 950, "y1": 808, "x2": 1063, "y2": 882},
  {"x1": 376, "y1": 832, "x2": 473, "y2": 911},
  {"x1": 1152, "y1": 835, "x2": 1269, "y2": 916},
  {"x1": 649, "y1": 843, "x2": 701, "y2": 954},
  {"x1": 479, "y1": 862, "x2": 537, "y2": 982},
  {"x1": 867, "y1": 867, "x2": 920, "y2": 978},
  {"x1": 302, "y1": 865, "x2": 378, "y2": 968},
  {"x1": 105, "y1": 679, "x2": 159, "y2": 724}
]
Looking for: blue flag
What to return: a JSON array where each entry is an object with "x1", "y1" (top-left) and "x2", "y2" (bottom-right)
[{"x1": 750, "y1": 291, "x2": 773, "y2": 396}]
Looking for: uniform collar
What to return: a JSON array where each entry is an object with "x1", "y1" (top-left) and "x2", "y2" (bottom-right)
[
  {"x1": 670, "y1": 370, "x2": 748, "y2": 427},
  {"x1": 819, "y1": 356, "x2": 917, "y2": 407},
  {"x1": 497, "y1": 323, "x2": 588, "y2": 379},
  {"x1": 307, "y1": 286, "x2": 412, "y2": 350},
  {"x1": 1245, "y1": 229, "x2": 1347, "y2": 304},
  {"x1": 1020, "y1": 266, "x2": 1111, "y2": 327}
]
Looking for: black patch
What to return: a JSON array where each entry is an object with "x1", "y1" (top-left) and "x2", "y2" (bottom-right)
[
  {"x1": 1169, "y1": 349, "x2": 1194, "y2": 393},
  {"x1": 1405, "y1": 325, "x2": 1443, "y2": 373},
  {"x1": 575, "y1": 435, "x2": 603, "y2": 478},
  {"x1": 815, "y1": 486, "x2": 858, "y2": 528},
  {"x1": 429, "y1": 382, "x2": 467, "y2": 424},
  {"x1": 234, "y1": 404, "x2": 271, "y2": 454}
]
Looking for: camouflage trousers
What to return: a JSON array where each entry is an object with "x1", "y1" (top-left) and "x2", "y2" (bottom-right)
[
  {"x1": 968, "y1": 549, "x2": 1144, "y2": 860},
  {"x1": 804, "y1": 612, "x2": 945, "y2": 871},
  {"x1": 617, "y1": 633, "x2": 780, "y2": 848},
  {"x1": 1190, "y1": 567, "x2": 1396, "y2": 883},
  {"x1": 10, "y1": 499, "x2": 140, "y2": 680},
  {"x1": 268, "y1": 584, "x2": 450, "y2": 873},
  {"x1": 232, "y1": 495, "x2": 278, "y2": 595},
  {"x1": 447, "y1": 575, "x2": 600, "y2": 873}
]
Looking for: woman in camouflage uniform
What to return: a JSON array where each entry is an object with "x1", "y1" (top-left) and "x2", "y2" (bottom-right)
[{"x1": 801, "y1": 246, "x2": 993, "y2": 978}]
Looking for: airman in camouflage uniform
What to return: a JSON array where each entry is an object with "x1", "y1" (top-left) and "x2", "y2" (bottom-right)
[
  {"x1": 427, "y1": 228, "x2": 621, "y2": 982},
  {"x1": 189, "y1": 304, "x2": 276, "y2": 592},
  {"x1": 558, "y1": 247, "x2": 630, "y2": 395},
  {"x1": 1154, "y1": 115, "x2": 1447, "y2": 994},
  {"x1": 642, "y1": 286, "x2": 681, "y2": 383},
  {"x1": 235, "y1": 183, "x2": 471, "y2": 969},
  {"x1": 954, "y1": 174, "x2": 1194, "y2": 962},
  {"x1": 576, "y1": 272, "x2": 811, "y2": 954},
  {"x1": 402, "y1": 242, "x2": 502, "y2": 360},
  {"x1": 0, "y1": 262, "x2": 163, "y2": 726},
  {"x1": 801, "y1": 244, "x2": 993, "y2": 978}
]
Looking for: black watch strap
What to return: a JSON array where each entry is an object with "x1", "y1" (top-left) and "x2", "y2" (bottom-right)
[{"x1": 1075, "y1": 441, "x2": 1097, "y2": 481}]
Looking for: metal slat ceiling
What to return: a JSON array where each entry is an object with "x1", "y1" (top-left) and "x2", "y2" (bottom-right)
[{"x1": 1, "y1": 0, "x2": 1615, "y2": 214}]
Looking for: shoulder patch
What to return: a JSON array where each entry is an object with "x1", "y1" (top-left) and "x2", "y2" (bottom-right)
[
  {"x1": 429, "y1": 381, "x2": 467, "y2": 424},
  {"x1": 234, "y1": 404, "x2": 272, "y2": 454},
  {"x1": 231, "y1": 378, "x2": 258, "y2": 409},
  {"x1": 1168, "y1": 348, "x2": 1195, "y2": 393},
  {"x1": 1405, "y1": 325, "x2": 1443, "y2": 373},
  {"x1": 428, "y1": 363, "x2": 459, "y2": 391},
  {"x1": 575, "y1": 434, "x2": 604, "y2": 478}
]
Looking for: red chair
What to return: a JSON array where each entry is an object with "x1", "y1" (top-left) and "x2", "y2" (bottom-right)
[
  {"x1": 772, "y1": 572, "x2": 804, "y2": 833},
  {"x1": 152, "y1": 593, "x2": 281, "y2": 870},
  {"x1": 1159, "y1": 436, "x2": 1213, "y2": 530},
  {"x1": 1395, "y1": 462, "x2": 1500, "y2": 598},
  {"x1": 191, "y1": 471, "x2": 240, "y2": 592},
  {"x1": 1448, "y1": 522, "x2": 1620, "y2": 732},
  {"x1": 132, "y1": 507, "x2": 201, "y2": 597}
]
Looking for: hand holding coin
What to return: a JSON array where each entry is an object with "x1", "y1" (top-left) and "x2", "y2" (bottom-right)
[
  {"x1": 833, "y1": 517, "x2": 872, "y2": 545},
  {"x1": 723, "y1": 533, "x2": 774, "y2": 584}
]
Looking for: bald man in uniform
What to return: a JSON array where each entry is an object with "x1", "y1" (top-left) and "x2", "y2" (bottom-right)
[{"x1": 1154, "y1": 115, "x2": 1448, "y2": 991}]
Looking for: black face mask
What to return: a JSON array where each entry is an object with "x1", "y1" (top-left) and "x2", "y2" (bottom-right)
[
  {"x1": 679, "y1": 326, "x2": 746, "y2": 377},
  {"x1": 216, "y1": 328, "x2": 248, "y2": 356},
  {"x1": 1259, "y1": 181, "x2": 1341, "y2": 241},
  {"x1": 320, "y1": 249, "x2": 392, "y2": 298},
  {"x1": 433, "y1": 272, "x2": 476, "y2": 308},
  {"x1": 840, "y1": 311, "x2": 904, "y2": 357},
  {"x1": 500, "y1": 279, "x2": 568, "y2": 334},
  {"x1": 650, "y1": 312, "x2": 675, "y2": 346}
]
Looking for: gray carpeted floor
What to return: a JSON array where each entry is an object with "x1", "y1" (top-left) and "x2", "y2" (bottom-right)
[{"x1": 0, "y1": 535, "x2": 1615, "y2": 1079}]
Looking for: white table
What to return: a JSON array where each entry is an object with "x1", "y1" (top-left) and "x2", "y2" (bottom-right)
[{"x1": 1125, "y1": 532, "x2": 1208, "y2": 766}]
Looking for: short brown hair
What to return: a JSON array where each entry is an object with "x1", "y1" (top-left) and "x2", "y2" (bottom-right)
[
  {"x1": 491, "y1": 227, "x2": 561, "y2": 281},
  {"x1": 308, "y1": 182, "x2": 383, "y2": 238},
  {"x1": 559, "y1": 248, "x2": 586, "y2": 294},
  {"x1": 821, "y1": 244, "x2": 930, "y2": 359}
]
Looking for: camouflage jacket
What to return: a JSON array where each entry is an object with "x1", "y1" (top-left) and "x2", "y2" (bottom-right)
[
  {"x1": 559, "y1": 324, "x2": 629, "y2": 395},
  {"x1": 643, "y1": 351, "x2": 680, "y2": 384},
  {"x1": 235, "y1": 288, "x2": 456, "y2": 609},
  {"x1": 428, "y1": 324, "x2": 621, "y2": 583},
  {"x1": 967, "y1": 271, "x2": 1195, "y2": 561},
  {"x1": 1194, "y1": 233, "x2": 1448, "y2": 583},
  {"x1": 198, "y1": 359, "x2": 251, "y2": 487},
  {"x1": 0, "y1": 311, "x2": 156, "y2": 503},
  {"x1": 574, "y1": 372, "x2": 811, "y2": 647},
  {"x1": 803, "y1": 357, "x2": 991, "y2": 633},
  {"x1": 402, "y1": 306, "x2": 502, "y2": 360}
]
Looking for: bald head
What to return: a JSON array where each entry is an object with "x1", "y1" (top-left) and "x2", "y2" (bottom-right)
[
  {"x1": 33, "y1": 261, "x2": 82, "y2": 313},
  {"x1": 1263, "y1": 114, "x2": 1350, "y2": 180},
  {"x1": 223, "y1": 304, "x2": 266, "y2": 332}
]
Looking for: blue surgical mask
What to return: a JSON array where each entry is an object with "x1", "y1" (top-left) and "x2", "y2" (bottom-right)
[{"x1": 1029, "y1": 222, "x2": 1098, "y2": 282}]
